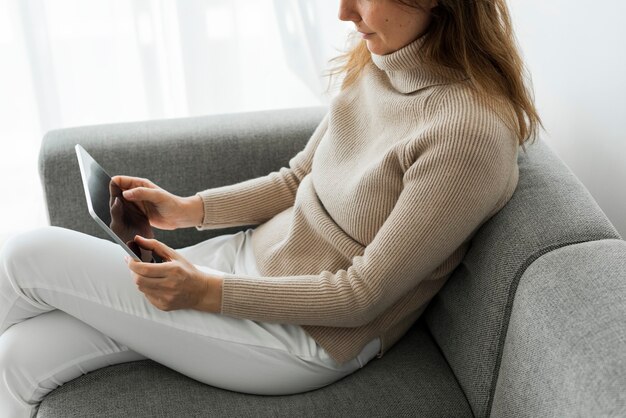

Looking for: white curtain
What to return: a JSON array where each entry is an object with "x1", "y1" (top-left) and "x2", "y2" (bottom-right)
[{"x1": 0, "y1": 0, "x2": 350, "y2": 243}]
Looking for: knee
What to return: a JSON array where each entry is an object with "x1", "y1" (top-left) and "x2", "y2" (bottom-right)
[
  {"x1": 0, "y1": 227, "x2": 72, "y2": 286},
  {"x1": 1, "y1": 226, "x2": 76, "y2": 268},
  {"x1": 3, "y1": 226, "x2": 57, "y2": 257}
]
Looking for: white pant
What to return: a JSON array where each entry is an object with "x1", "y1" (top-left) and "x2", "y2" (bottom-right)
[{"x1": 0, "y1": 226, "x2": 380, "y2": 418}]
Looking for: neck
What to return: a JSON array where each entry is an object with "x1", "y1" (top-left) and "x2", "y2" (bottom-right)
[{"x1": 369, "y1": 36, "x2": 465, "y2": 94}]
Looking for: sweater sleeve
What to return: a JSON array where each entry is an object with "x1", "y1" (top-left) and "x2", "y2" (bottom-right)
[
  {"x1": 196, "y1": 113, "x2": 329, "y2": 229},
  {"x1": 218, "y1": 106, "x2": 519, "y2": 327}
]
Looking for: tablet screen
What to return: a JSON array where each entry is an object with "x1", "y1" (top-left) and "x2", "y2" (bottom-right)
[{"x1": 76, "y1": 145, "x2": 161, "y2": 263}]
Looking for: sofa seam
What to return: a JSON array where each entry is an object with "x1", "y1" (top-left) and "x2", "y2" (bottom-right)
[
  {"x1": 424, "y1": 323, "x2": 476, "y2": 417},
  {"x1": 484, "y1": 237, "x2": 618, "y2": 417}
]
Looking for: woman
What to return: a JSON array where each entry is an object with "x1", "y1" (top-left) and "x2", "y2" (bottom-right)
[{"x1": 0, "y1": 0, "x2": 540, "y2": 416}]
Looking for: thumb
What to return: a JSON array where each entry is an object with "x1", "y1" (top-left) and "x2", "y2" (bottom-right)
[
  {"x1": 123, "y1": 187, "x2": 162, "y2": 203},
  {"x1": 134, "y1": 235, "x2": 177, "y2": 261}
]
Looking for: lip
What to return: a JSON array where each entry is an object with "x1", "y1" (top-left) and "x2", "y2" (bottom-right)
[{"x1": 359, "y1": 31, "x2": 375, "y2": 39}]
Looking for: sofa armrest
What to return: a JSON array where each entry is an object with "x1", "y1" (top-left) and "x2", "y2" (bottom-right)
[
  {"x1": 491, "y1": 239, "x2": 626, "y2": 417},
  {"x1": 38, "y1": 106, "x2": 327, "y2": 249}
]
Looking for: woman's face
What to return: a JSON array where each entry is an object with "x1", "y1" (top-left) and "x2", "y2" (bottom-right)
[{"x1": 338, "y1": 0, "x2": 437, "y2": 55}]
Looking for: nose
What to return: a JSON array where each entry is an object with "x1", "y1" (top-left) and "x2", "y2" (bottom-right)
[{"x1": 338, "y1": 0, "x2": 360, "y2": 22}]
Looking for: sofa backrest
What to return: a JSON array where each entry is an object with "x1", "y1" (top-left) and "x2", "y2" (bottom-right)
[
  {"x1": 422, "y1": 139, "x2": 622, "y2": 418},
  {"x1": 39, "y1": 107, "x2": 327, "y2": 249}
]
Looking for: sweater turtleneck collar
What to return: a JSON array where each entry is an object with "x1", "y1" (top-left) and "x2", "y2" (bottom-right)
[{"x1": 370, "y1": 36, "x2": 465, "y2": 94}]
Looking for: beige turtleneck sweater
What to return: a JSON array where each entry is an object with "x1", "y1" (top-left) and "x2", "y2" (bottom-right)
[{"x1": 197, "y1": 37, "x2": 519, "y2": 365}]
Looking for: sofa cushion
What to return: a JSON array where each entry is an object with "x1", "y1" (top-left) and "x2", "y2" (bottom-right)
[
  {"x1": 423, "y1": 139, "x2": 622, "y2": 417},
  {"x1": 37, "y1": 321, "x2": 472, "y2": 417}
]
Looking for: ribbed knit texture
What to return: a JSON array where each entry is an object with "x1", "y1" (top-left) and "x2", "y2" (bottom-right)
[{"x1": 197, "y1": 36, "x2": 520, "y2": 364}]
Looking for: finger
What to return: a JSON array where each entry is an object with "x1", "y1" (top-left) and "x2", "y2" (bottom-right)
[
  {"x1": 122, "y1": 186, "x2": 162, "y2": 203},
  {"x1": 112, "y1": 175, "x2": 156, "y2": 191},
  {"x1": 134, "y1": 235, "x2": 178, "y2": 261},
  {"x1": 112, "y1": 175, "x2": 154, "y2": 189},
  {"x1": 133, "y1": 275, "x2": 164, "y2": 290},
  {"x1": 127, "y1": 257, "x2": 169, "y2": 278}
]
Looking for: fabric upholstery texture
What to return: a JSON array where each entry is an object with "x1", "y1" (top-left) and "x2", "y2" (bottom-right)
[
  {"x1": 423, "y1": 139, "x2": 622, "y2": 417},
  {"x1": 39, "y1": 106, "x2": 325, "y2": 249},
  {"x1": 37, "y1": 321, "x2": 472, "y2": 418},
  {"x1": 490, "y1": 239, "x2": 626, "y2": 417}
]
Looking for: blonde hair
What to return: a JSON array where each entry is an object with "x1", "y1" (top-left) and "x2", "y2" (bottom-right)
[{"x1": 327, "y1": 0, "x2": 542, "y2": 146}]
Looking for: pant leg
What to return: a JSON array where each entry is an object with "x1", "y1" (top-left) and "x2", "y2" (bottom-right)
[
  {"x1": 185, "y1": 228, "x2": 381, "y2": 372},
  {"x1": 0, "y1": 310, "x2": 146, "y2": 418},
  {"x1": 0, "y1": 227, "x2": 375, "y2": 417}
]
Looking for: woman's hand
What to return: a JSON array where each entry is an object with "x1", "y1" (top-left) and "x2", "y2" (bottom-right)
[
  {"x1": 112, "y1": 175, "x2": 204, "y2": 230},
  {"x1": 125, "y1": 236, "x2": 223, "y2": 313}
]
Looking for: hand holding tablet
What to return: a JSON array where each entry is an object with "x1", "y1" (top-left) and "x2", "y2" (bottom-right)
[
  {"x1": 75, "y1": 144, "x2": 163, "y2": 263},
  {"x1": 75, "y1": 144, "x2": 223, "y2": 313}
]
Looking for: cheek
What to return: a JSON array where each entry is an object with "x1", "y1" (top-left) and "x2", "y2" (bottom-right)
[
  {"x1": 379, "y1": 11, "x2": 415, "y2": 33},
  {"x1": 396, "y1": 14, "x2": 429, "y2": 39}
]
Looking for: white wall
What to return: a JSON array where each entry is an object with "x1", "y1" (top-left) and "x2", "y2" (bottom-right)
[{"x1": 509, "y1": 0, "x2": 626, "y2": 237}]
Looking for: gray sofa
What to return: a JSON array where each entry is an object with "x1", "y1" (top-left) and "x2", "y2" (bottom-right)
[{"x1": 37, "y1": 107, "x2": 626, "y2": 417}]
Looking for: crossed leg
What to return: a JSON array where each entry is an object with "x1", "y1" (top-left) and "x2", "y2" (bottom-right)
[{"x1": 0, "y1": 227, "x2": 373, "y2": 417}]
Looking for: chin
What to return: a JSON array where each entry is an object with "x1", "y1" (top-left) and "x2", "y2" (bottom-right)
[{"x1": 365, "y1": 41, "x2": 389, "y2": 55}]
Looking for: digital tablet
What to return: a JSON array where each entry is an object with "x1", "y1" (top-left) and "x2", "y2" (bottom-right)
[{"x1": 75, "y1": 144, "x2": 163, "y2": 263}]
